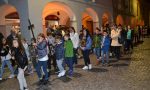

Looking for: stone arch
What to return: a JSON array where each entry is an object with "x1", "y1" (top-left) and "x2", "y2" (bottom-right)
[
  {"x1": 82, "y1": 8, "x2": 99, "y2": 34},
  {"x1": 42, "y1": 1, "x2": 77, "y2": 35},
  {"x1": 116, "y1": 15, "x2": 124, "y2": 25},
  {"x1": 0, "y1": 4, "x2": 20, "y2": 37},
  {"x1": 102, "y1": 11, "x2": 111, "y2": 26}
]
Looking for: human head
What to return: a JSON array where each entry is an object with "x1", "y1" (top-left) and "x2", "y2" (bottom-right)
[
  {"x1": 13, "y1": 38, "x2": 25, "y2": 52},
  {"x1": 103, "y1": 30, "x2": 108, "y2": 36},
  {"x1": 69, "y1": 27, "x2": 75, "y2": 34},
  {"x1": 37, "y1": 33, "x2": 45, "y2": 43},
  {"x1": 2, "y1": 38, "x2": 7, "y2": 45},
  {"x1": 55, "y1": 36, "x2": 62, "y2": 43},
  {"x1": 64, "y1": 34, "x2": 70, "y2": 41}
]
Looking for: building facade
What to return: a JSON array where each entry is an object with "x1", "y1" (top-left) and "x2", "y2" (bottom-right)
[
  {"x1": 112, "y1": 0, "x2": 150, "y2": 27},
  {"x1": 0, "y1": 0, "x2": 113, "y2": 41}
]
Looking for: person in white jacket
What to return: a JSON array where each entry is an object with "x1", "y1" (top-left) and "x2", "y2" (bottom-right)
[
  {"x1": 111, "y1": 25, "x2": 122, "y2": 60},
  {"x1": 69, "y1": 27, "x2": 79, "y2": 65}
]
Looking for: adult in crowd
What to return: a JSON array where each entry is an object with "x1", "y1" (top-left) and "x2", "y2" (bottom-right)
[
  {"x1": 111, "y1": 24, "x2": 122, "y2": 60},
  {"x1": 80, "y1": 29, "x2": 92, "y2": 70}
]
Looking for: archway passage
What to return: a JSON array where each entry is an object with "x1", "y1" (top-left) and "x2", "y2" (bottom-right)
[
  {"x1": 0, "y1": 4, "x2": 20, "y2": 37},
  {"x1": 82, "y1": 8, "x2": 99, "y2": 35},
  {"x1": 42, "y1": 1, "x2": 76, "y2": 35},
  {"x1": 102, "y1": 12, "x2": 110, "y2": 27},
  {"x1": 116, "y1": 15, "x2": 124, "y2": 25}
]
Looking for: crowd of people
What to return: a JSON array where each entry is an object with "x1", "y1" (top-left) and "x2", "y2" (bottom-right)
[{"x1": 0, "y1": 24, "x2": 150, "y2": 90}]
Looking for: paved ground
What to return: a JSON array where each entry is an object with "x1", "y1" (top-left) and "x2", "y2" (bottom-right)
[{"x1": 0, "y1": 38, "x2": 150, "y2": 90}]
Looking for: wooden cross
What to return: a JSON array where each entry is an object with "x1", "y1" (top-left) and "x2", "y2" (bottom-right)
[{"x1": 28, "y1": 19, "x2": 35, "y2": 39}]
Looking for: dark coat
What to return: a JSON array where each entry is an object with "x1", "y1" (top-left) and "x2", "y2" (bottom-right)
[
  {"x1": 13, "y1": 48, "x2": 28, "y2": 69},
  {"x1": 55, "y1": 41, "x2": 64, "y2": 60}
]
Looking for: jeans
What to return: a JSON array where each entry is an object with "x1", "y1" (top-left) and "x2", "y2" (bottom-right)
[
  {"x1": 31, "y1": 57, "x2": 37, "y2": 69},
  {"x1": 73, "y1": 48, "x2": 78, "y2": 64},
  {"x1": 17, "y1": 68, "x2": 27, "y2": 90},
  {"x1": 48, "y1": 54, "x2": 57, "y2": 70},
  {"x1": 0, "y1": 60, "x2": 14, "y2": 78},
  {"x1": 112, "y1": 46, "x2": 121, "y2": 60},
  {"x1": 101, "y1": 51, "x2": 109, "y2": 64},
  {"x1": 82, "y1": 50, "x2": 91, "y2": 66},
  {"x1": 56, "y1": 59, "x2": 65, "y2": 72},
  {"x1": 126, "y1": 39, "x2": 133, "y2": 51},
  {"x1": 65, "y1": 57, "x2": 73, "y2": 72},
  {"x1": 94, "y1": 47, "x2": 101, "y2": 60},
  {"x1": 36, "y1": 61, "x2": 48, "y2": 80}
]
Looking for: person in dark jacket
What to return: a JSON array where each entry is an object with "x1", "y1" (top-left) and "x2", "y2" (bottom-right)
[
  {"x1": 12, "y1": 38, "x2": 28, "y2": 90},
  {"x1": 0, "y1": 38, "x2": 14, "y2": 80},
  {"x1": 55, "y1": 36, "x2": 65, "y2": 77}
]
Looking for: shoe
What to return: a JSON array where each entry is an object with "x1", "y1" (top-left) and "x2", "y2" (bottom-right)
[
  {"x1": 43, "y1": 80, "x2": 49, "y2": 85},
  {"x1": 82, "y1": 66, "x2": 88, "y2": 70},
  {"x1": 0, "y1": 78, "x2": 2, "y2": 80},
  {"x1": 58, "y1": 70, "x2": 66, "y2": 77},
  {"x1": 68, "y1": 70, "x2": 73, "y2": 76},
  {"x1": 88, "y1": 64, "x2": 92, "y2": 70},
  {"x1": 24, "y1": 87, "x2": 29, "y2": 90},
  {"x1": 8, "y1": 74, "x2": 15, "y2": 79},
  {"x1": 61, "y1": 70, "x2": 66, "y2": 76}
]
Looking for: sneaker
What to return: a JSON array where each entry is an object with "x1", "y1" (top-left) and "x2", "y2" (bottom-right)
[
  {"x1": 24, "y1": 87, "x2": 29, "y2": 90},
  {"x1": 0, "y1": 78, "x2": 2, "y2": 80},
  {"x1": 8, "y1": 74, "x2": 15, "y2": 79},
  {"x1": 58, "y1": 70, "x2": 66, "y2": 77},
  {"x1": 58, "y1": 73, "x2": 62, "y2": 77},
  {"x1": 88, "y1": 64, "x2": 92, "y2": 70},
  {"x1": 61, "y1": 70, "x2": 66, "y2": 76},
  {"x1": 82, "y1": 66, "x2": 88, "y2": 70}
]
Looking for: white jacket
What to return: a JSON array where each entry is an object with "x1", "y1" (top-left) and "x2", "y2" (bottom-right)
[
  {"x1": 70, "y1": 32, "x2": 79, "y2": 49},
  {"x1": 111, "y1": 29, "x2": 122, "y2": 46}
]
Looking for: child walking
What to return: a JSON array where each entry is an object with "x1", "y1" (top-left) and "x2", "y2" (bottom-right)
[
  {"x1": 55, "y1": 36, "x2": 65, "y2": 77},
  {"x1": 33, "y1": 33, "x2": 49, "y2": 85},
  {"x1": 0, "y1": 38, "x2": 14, "y2": 80},
  {"x1": 101, "y1": 30, "x2": 110, "y2": 66},
  {"x1": 12, "y1": 38, "x2": 28, "y2": 90},
  {"x1": 64, "y1": 34, "x2": 74, "y2": 76}
]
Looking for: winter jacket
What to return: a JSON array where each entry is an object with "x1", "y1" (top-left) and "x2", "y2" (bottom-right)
[
  {"x1": 85, "y1": 36, "x2": 92, "y2": 50},
  {"x1": 55, "y1": 41, "x2": 64, "y2": 60},
  {"x1": 64, "y1": 40, "x2": 74, "y2": 58},
  {"x1": 13, "y1": 48, "x2": 28, "y2": 69},
  {"x1": 37, "y1": 40, "x2": 48, "y2": 59},
  {"x1": 101, "y1": 35, "x2": 110, "y2": 52},
  {"x1": 0, "y1": 45, "x2": 11, "y2": 61},
  {"x1": 93, "y1": 34, "x2": 102, "y2": 48},
  {"x1": 70, "y1": 33, "x2": 79, "y2": 49},
  {"x1": 111, "y1": 29, "x2": 122, "y2": 46}
]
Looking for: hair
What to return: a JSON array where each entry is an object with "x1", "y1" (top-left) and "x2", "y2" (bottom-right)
[
  {"x1": 13, "y1": 38, "x2": 25, "y2": 53},
  {"x1": 38, "y1": 33, "x2": 45, "y2": 39},
  {"x1": 103, "y1": 30, "x2": 108, "y2": 33},
  {"x1": 83, "y1": 29, "x2": 91, "y2": 39},
  {"x1": 1, "y1": 37, "x2": 7, "y2": 47},
  {"x1": 70, "y1": 27, "x2": 76, "y2": 33},
  {"x1": 55, "y1": 35, "x2": 62, "y2": 40}
]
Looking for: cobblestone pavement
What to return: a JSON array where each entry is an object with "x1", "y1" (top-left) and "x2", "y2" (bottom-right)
[{"x1": 0, "y1": 38, "x2": 150, "y2": 90}]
